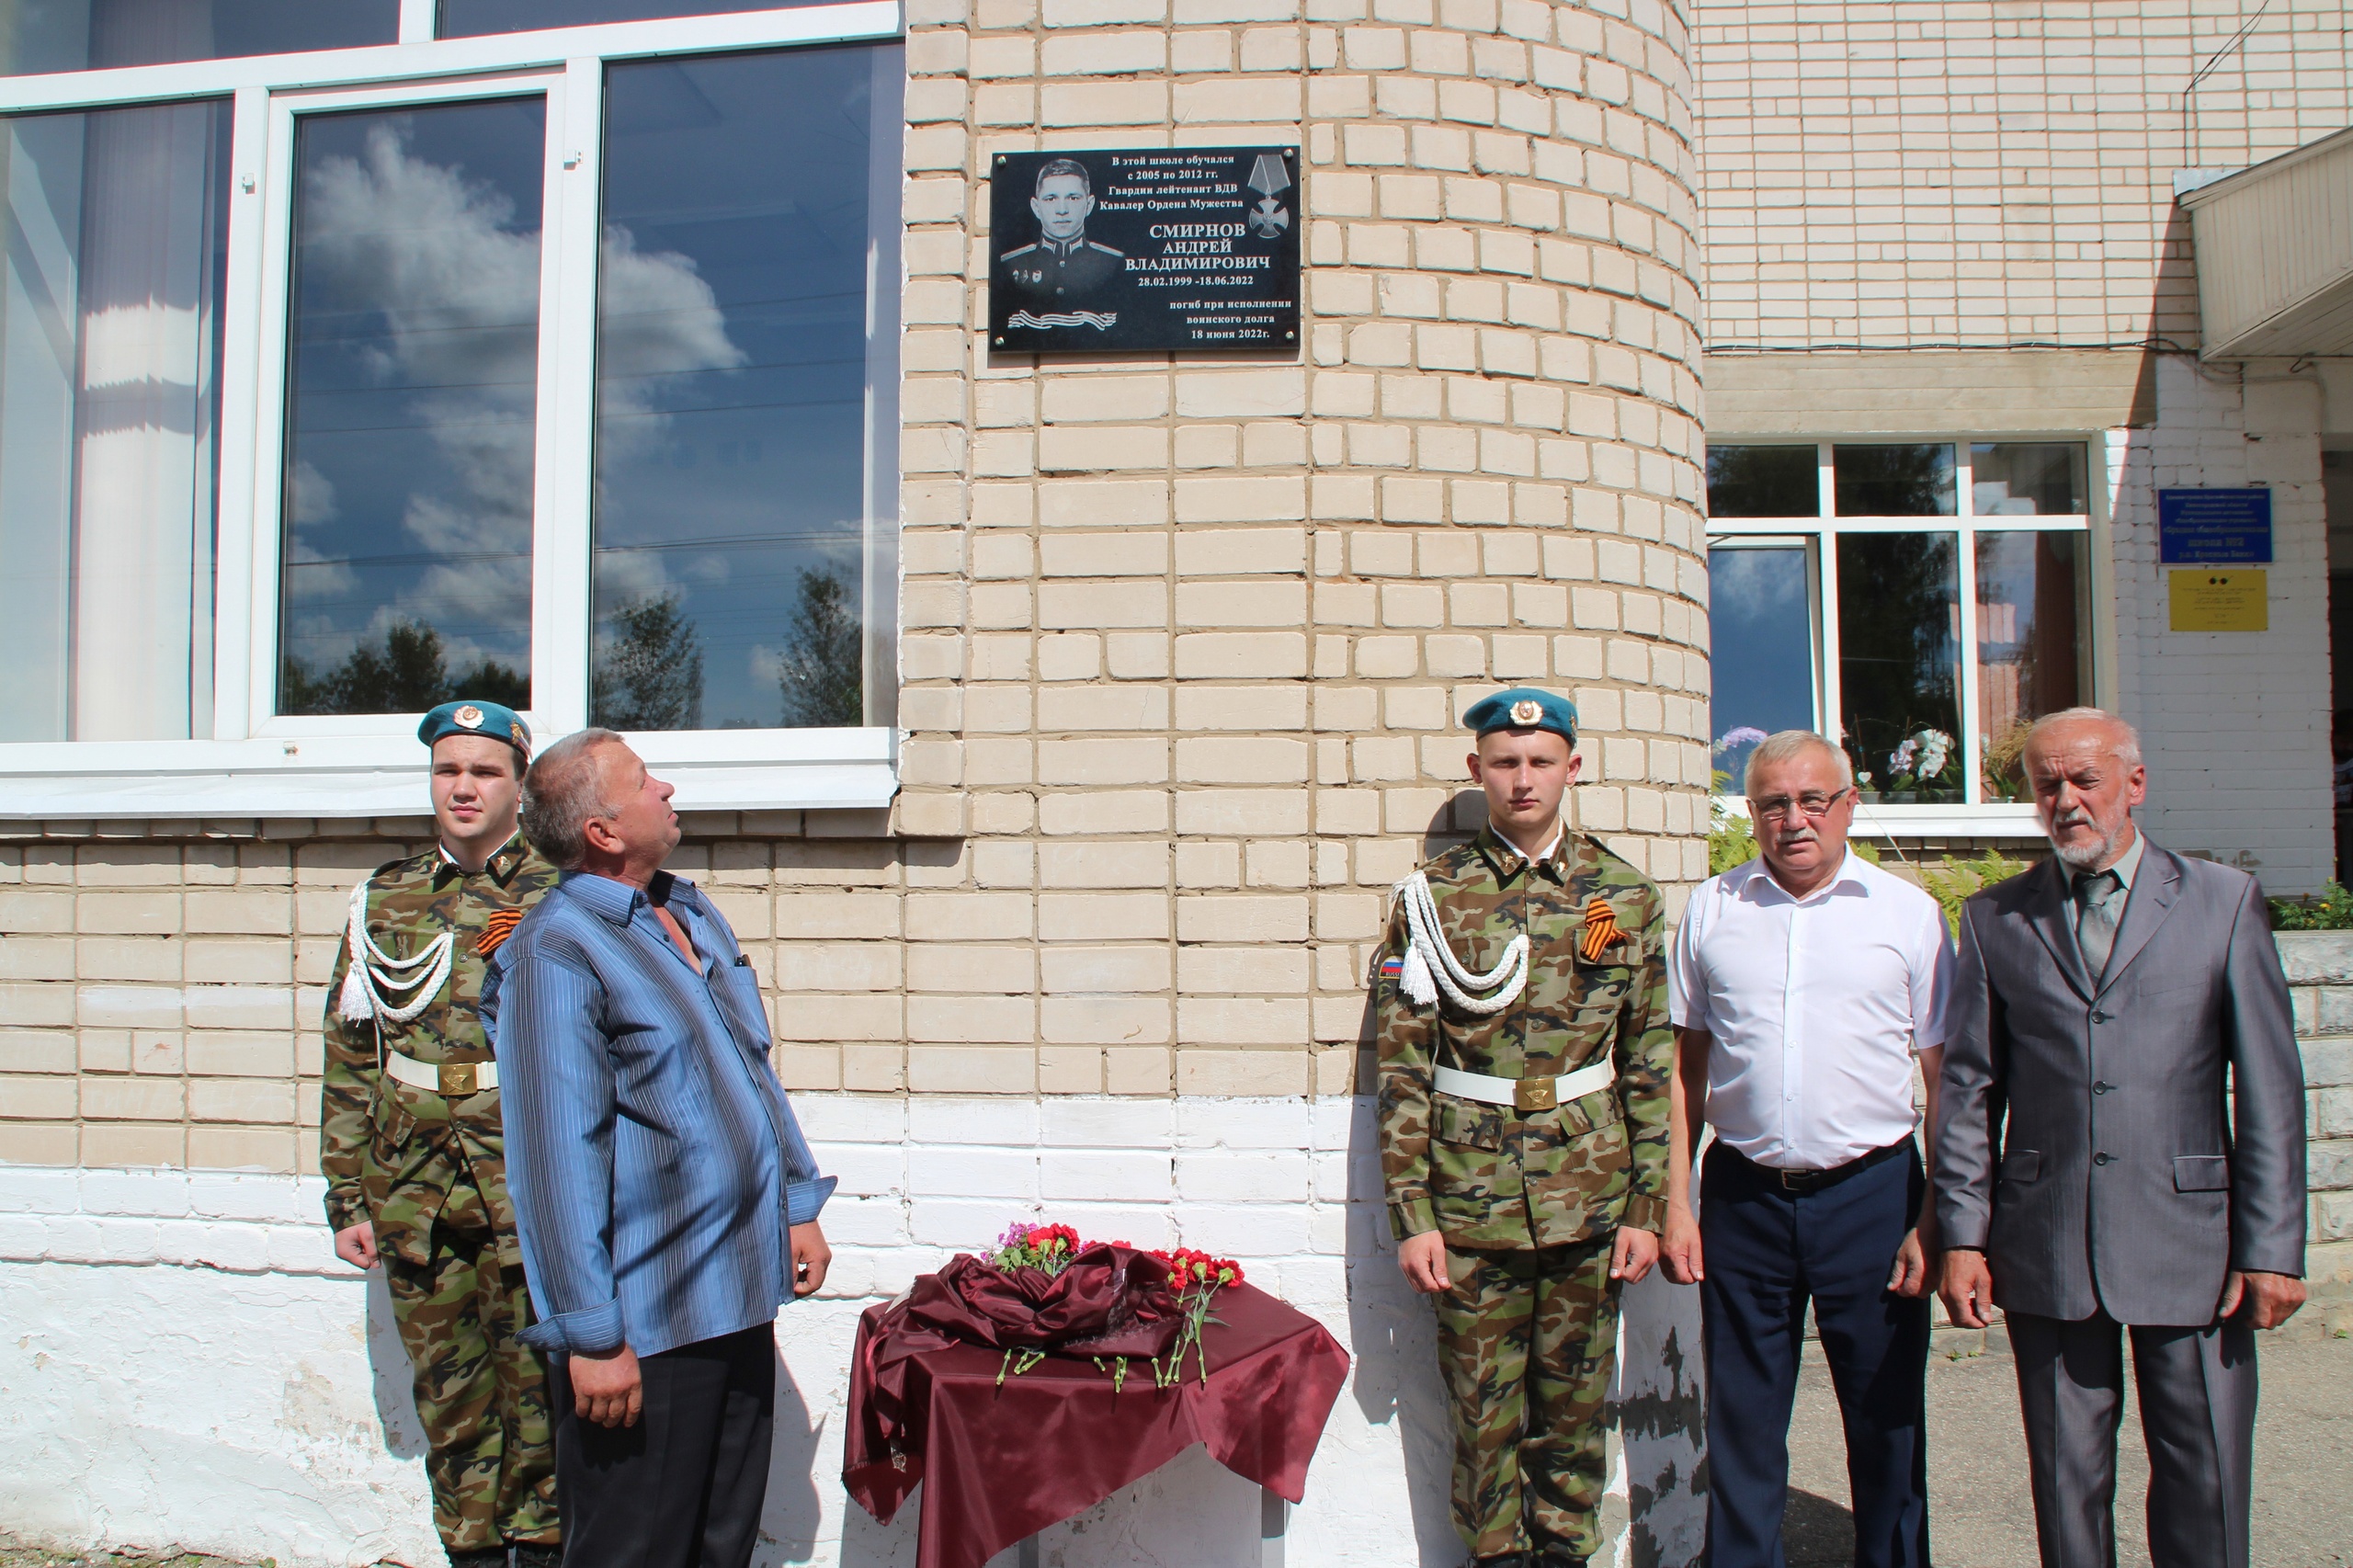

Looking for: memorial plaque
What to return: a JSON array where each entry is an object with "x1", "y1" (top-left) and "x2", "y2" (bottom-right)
[{"x1": 988, "y1": 146, "x2": 1301, "y2": 354}]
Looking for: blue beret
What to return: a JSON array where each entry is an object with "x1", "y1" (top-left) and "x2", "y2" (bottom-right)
[
  {"x1": 1463, "y1": 687, "x2": 1578, "y2": 744},
  {"x1": 418, "y1": 699, "x2": 531, "y2": 759}
]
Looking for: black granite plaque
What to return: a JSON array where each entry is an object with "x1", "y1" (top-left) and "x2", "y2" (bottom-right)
[{"x1": 987, "y1": 146, "x2": 1301, "y2": 354}]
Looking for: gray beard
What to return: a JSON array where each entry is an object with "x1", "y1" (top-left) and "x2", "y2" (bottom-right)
[{"x1": 2049, "y1": 819, "x2": 2120, "y2": 870}]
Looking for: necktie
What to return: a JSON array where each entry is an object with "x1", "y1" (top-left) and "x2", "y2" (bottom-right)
[{"x1": 2074, "y1": 869, "x2": 2123, "y2": 980}]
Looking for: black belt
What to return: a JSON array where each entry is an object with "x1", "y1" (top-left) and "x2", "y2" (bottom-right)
[{"x1": 1723, "y1": 1136, "x2": 1913, "y2": 1195}]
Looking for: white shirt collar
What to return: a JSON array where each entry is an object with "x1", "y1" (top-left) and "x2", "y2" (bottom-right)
[
  {"x1": 1495, "y1": 823, "x2": 1563, "y2": 869},
  {"x1": 438, "y1": 829, "x2": 520, "y2": 871},
  {"x1": 1737, "y1": 848, "x2": 1870, "y2": 905}
]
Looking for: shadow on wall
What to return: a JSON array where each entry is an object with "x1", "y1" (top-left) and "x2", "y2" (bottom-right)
[
  {"x1": 1615, "y1": 1262, "x2": 1708, "y2": 1567},
  {"x1": 759, "y1": 1350, "x2": 832, "y2": 1565},
  {"x1": 1342, "y1": 1067, "x2": 1466, "y2": 1567},
  {"x1": 365, "y1": 1268, "x2": 429, "y2": 1461},
  {"x1": 1427, "y1": 788, "x2": 1488, "y2": 860}
]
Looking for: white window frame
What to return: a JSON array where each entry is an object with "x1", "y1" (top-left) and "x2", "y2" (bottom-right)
[
  {"x1": 1707, "y1": 435, "x2": 2104, "y2": 838},
  {"x1": 0, "y1": 2, "x2": 904, "y2": 820}
]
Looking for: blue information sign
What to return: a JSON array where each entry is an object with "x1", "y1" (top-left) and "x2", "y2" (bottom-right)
[{"x1": 2158, "y1": 488, "x2": 2272, "y2": 564}]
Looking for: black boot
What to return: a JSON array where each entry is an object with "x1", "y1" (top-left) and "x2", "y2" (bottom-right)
[
  {"x1": 1471, "y1": 1555, "x2": 1529, "y2": 1568},
  {"x1": 512, "y1": 1544, "x2": 563, "y2": 1568},
  {"x1": 447, "y1": 1551, "x2": 506, "y2": 1568}
]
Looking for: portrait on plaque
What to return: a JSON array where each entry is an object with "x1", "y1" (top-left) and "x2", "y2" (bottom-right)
[{"x1": 988, "y1": 146, "x2": 1302, "y2": 354}]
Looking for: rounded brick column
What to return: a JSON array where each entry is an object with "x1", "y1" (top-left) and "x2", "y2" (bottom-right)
[{"x1": 884, "y1": 0, "x2": 1708, "y2": 1101}]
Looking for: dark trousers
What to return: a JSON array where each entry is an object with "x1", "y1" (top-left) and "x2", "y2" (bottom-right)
[
  {"x1": 550, "y1": 1324, "x2": 776, "y2": 1568},
  {"x1": 2006, "y1": 1311, "x2": 2256, "y2": 1568},
  {"x1": 1700, "y1": 1141, "x2": 1931, "y2": 1568}
]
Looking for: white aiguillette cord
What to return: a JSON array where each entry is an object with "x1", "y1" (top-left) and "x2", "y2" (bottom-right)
[
  {"x1": 1392, "y1": 870, "x2": 1529, "y2": 1015},
  {"x1": 335, "y1": 875, "x2": 455, "y2": 1028}
]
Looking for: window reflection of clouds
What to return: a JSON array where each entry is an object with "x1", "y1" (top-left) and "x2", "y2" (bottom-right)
[
  {"x1": 591, "y1": 47, "x2": 879, "y2": 732},
  {"x1": 1708, "y1": 547, "x2": 1815, "y2": 784},
  {"x1": 278, "y1": 100, "x2": 545, "y2": 712}
]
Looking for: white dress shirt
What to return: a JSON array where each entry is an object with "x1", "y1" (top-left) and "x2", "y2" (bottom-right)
[{"x1": 1668, "y1": 850, "x2": 1952, "y2": 1170}]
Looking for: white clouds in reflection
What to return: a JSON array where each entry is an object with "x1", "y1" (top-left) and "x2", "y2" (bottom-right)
[
  {"x1": 292, "y1": 122, "x2": 742, "y2": 664},
  {"x1": 589, "y1": 222, "x2": 748, "y2": 613},
  {"x1": 1709, "y1": 547, "x2": 1806, "y2": 627}
]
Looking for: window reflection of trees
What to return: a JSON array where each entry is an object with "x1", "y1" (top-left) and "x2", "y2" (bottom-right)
[
  {"x1": 1834, "y1": 443, "x2": 1954, "y2": 517},
  {"x1": 594, "y1": 593, "x2": 704, "y2": 732},
  {"x1": 587, "y1": 567, "x2": 863, "y2": 732},
  {"x1": 280, "y1": 622, "x2": 527, "y2": 716},
  {"x1": 1836, "y1": 532, "x2": 1963, "y2": 802},
  {"x1": 276, "y1": 104, "x2": 544, "y2": 716},
  {"x1": 587, "y1": 46, "x2": 881, "y2": 731},
  {"x1": 1705, "y1": 445, "x2": 1817, "y2": 518},
  {"x1": 776, "y1": 566, "x2": 862, "y2": 729}
]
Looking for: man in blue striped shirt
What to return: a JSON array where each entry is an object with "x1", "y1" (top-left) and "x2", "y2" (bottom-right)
[{"x1": 486, "y1": 728, "x2": 835, "y2": 1568}]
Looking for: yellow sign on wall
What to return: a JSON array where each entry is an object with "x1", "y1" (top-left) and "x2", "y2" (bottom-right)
[{"x1": 2169, "y1": 569, "x2": 2268, "y2": 631}]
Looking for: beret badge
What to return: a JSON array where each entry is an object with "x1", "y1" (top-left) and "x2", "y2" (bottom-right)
[
  {"x1": 1510, "y1": 699, "x2": 1542, "y2": 726},
  {"x1": 454, "y1": 704, "x2": 484, "y2": 730}
]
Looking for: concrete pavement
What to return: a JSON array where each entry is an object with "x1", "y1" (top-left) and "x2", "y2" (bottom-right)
[{"x1": 1783, "y1": 1330, "x2": 2353, "y2": 1567}]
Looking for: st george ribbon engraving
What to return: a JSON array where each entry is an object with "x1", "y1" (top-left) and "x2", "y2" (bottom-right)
[{"x1": 988, "y1": 146, "x2": 1302, "y2": 355}]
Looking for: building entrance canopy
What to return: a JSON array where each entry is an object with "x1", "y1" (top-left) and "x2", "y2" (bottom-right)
[{"x1": 2182, "y1": 125, "x2": 2353, "y2": 359}]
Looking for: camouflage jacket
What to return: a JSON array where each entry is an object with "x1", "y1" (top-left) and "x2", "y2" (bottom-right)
[
  {"x1": 1374, "y1": 825, "x2": 1673, "y2": 1251},
  {"x1": 320, "y1": 834, "x2": 560, "y2": 1267}
]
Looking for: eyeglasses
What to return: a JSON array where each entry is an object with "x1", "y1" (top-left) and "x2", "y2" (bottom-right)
[{"x1": 1749, "y1": 788, "x2": 1853, "y2": 822}]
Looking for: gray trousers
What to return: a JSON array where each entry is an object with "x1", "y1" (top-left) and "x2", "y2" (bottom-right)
[{"x1": 2007, "y1": 1311, "x2": 2256, "y2": 1568}]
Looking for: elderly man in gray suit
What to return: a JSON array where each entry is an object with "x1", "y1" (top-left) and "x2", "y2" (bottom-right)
[{"x1": 1937, "y1": 707, "x2": 2306, "y2": 1568}]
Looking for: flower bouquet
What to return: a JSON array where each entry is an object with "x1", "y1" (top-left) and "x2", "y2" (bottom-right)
[
  {"x1": 1153, "y1": 1245, "x2": 1245, "y2": 1389},
  {"x1": 856, "y1": 1220, "x2": 1248, "y2": 1402}
]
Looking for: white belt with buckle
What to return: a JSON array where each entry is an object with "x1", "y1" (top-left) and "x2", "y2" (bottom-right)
[
  {"x1": 384, "y1": 1050, "x2": 497, "y2": 1096},
  {"x1": 1435, "y1": 1060, "x2": 1614, "y2": 1113}
]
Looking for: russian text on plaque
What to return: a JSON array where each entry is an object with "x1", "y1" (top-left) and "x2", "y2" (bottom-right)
[{"x1": 988, "y1": 146, "x2": 1302, "y2": 355}]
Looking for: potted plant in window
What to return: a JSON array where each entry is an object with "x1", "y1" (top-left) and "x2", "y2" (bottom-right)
[
  {"x1": 1980, "y1": 718, "x2": 2033, "y2": 802},
  {"x1": 1882, "y1": 727, "x2": 1959, "y2": 802}
]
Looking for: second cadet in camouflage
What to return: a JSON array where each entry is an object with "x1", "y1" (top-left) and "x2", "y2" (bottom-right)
[{"x1": 1374, "y1": 686, "x2": 1673, "y2": 1568}]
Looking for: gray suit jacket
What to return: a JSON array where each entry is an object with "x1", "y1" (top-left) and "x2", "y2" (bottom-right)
[{"x1": 1935, "y1": 838, "x2": 2305, "y2": 1325}]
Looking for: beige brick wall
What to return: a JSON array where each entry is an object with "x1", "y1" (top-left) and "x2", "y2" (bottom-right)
[
  {"x1": 0, "y1": 823, "x2": 376, "y2": 1173},
  {"x1": 1, "y1": 0, "x2": 1712, "y2": 1165},
  {"x1": 1693, "y1": 0, "x2": 2353, "y2": 349},
  {"x1": 888, "y1": 0, "x2": 1711, "y2": 1099}
]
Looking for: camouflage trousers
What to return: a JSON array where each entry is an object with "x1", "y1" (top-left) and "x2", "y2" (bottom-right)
[
  {"x1": 384, "y1": 1171, "x2": 560, "y2": 1556},
  {"x1": 1435, "y1": 1239, "x2": 1619, "y2": 1561}
]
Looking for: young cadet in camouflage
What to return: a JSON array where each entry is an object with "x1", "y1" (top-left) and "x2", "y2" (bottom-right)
[
  {"x1": 321, "y1": 700, "x2": 563, "y2": 1568},
  {"x1": 1375, "y1": 687, "x2": 1672, "y2": 1568}
]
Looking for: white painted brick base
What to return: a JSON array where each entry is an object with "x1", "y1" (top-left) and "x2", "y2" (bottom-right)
[{"x1": 1, "y1": 1096, "x2": 1708, "y2": 1568}]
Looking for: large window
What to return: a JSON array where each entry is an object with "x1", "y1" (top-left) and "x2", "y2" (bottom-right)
[
  {"x1": 0, "y1": 1, "x2": 399, "y2": 77},
  {"x1": 0, "y1": 3, "x2": 904, "y2": 815},
  {"x1": 0, "y1": 97, "x2": 231, "y2": 743},
  {"x1": 1706, "y1": 440, "x2": 2094, "y2": 812},
  {"x1": 278, "y1": 96, "x2": 546, "y2": 717}
]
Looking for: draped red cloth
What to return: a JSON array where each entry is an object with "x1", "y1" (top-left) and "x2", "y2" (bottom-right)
[{"x1": 843, "y1": 1277, "x2": 1350, "y2": 1568}]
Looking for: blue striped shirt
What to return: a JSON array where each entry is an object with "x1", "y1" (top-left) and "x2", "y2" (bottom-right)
[{"x1": 484, "y1": 869, "x2": 835, "y2": 1358}]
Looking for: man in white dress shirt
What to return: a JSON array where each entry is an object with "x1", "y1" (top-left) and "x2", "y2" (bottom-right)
[{"x1": 1663, "y1": 730, "x2": 1951, "y2": 1568}]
